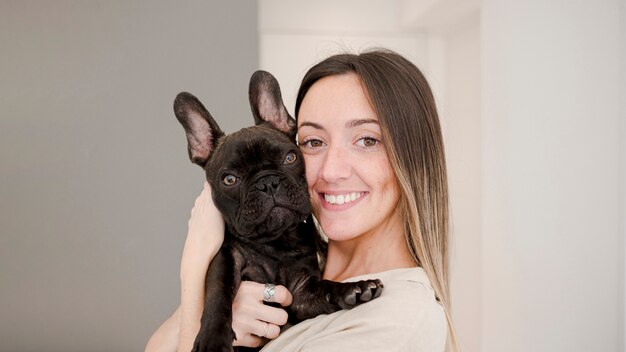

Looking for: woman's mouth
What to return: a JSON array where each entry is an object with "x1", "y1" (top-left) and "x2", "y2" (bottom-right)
[{"x1": 320, "y1": 192, "x2": 366, "y2": 207}]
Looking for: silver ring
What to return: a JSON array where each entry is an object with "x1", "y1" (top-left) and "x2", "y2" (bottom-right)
[
  {"x1": 263, "y1": 283, "x2": 276, "y2": 302},
  {"x1": 260, "y1": 322, "x2": 268, "y2": 337}
]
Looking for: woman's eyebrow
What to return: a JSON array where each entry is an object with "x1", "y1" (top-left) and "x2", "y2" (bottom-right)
[
  {"x1": 346, "y1": 119, "x2": 379, "y2": 128},
  {"x1": 298, "y1": 119, "x2": 379, "y2": 131},
  {"x1": 298, "y1": 121, "x2": 325, "y2": 131}
]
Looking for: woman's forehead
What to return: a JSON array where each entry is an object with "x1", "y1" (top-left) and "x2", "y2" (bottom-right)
[{"x1": 297, "y1": 74, "x2": 378, "y2": 128}]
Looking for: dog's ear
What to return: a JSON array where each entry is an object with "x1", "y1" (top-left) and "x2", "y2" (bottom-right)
[
  {"x1": 173, "y1": 92, "x2": 225, "y2": 168},
  {"x1": 249, "y1": 70, "x2": 296, "y2": 138}
]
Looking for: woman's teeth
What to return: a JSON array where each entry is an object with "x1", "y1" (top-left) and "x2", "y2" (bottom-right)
[{"x1": 323, "y1": 192, "x2": 363, "y2": 205}]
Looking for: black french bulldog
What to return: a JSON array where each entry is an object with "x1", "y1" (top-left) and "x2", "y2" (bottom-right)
[{"x1": 173, "y1": 71, "x2": 384, "y2": 352}]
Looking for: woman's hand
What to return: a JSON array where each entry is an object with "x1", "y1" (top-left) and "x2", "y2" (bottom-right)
[
  {"x1": 232, "y1": 281, "x2": 293, "y2": 348},
  {"x1": 178, "y1": 181, "x2": 225, "y2": 352}
]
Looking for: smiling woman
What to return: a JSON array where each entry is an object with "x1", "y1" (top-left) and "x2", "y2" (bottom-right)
[
  {"x1": 257, "y1": 49, "x2": 459, "y2": 351},
  {"x1": 146, "y1": 49, "x2": 458, "y2": 352}
]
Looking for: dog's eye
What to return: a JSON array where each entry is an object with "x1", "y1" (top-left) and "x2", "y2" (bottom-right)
[
  {"x1": 222, "y1": 174, "x2": 239, "y2": 186},
  {"x1": 283, "y1": 152, "x2": 297, "y2": 164}
]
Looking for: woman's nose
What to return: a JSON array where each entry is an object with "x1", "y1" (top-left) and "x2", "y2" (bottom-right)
[{"x1": 319, "y1": 144, "x2": 352, "y2": 183}]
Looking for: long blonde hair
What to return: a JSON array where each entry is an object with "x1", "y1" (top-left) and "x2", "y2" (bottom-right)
[{"x1": 295, "y1": 49, "x2": 459, "y2": 351}]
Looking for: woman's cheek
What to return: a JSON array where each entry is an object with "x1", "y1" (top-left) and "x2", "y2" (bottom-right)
[
  {"x1": 303, "y1": 154, "x2": 317, "y2": 188},
  {"x1": 302, "y1": 155, "x2": 318, "y2": 210}
]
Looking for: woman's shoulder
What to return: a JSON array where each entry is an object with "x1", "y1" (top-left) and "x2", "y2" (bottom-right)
[
  {"x1": 262, "y1": 267, "x2": 448, "y2": 352},
  {"x1": 345, "y1": 267, "x2": 440, "y2": 304},
  {"x1": 343, "y1": 267, "x2": 446, "y2": 327}
]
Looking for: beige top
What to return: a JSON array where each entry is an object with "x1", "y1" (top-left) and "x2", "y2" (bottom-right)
[{"x1": 261, "y1": 267, "x2": 447, "y2": 352}]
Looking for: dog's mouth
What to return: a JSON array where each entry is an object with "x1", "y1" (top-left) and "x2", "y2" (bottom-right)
[
  {"x1": 229, "y1": 173, "x2": 310, "y2": 239},
  {"x1": 233, "y1": 205, "x2": 305, "y2": 241},
  {"x1": 258, "y1": 206, "x2": 297, "y2": 234}
]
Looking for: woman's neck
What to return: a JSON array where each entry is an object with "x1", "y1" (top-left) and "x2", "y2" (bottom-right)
[{"x1": 321, "y1": 215, "x2": 416, "y2": 282}]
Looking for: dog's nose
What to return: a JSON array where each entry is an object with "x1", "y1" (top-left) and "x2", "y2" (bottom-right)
[{"x1": 255, "y1": 175, "x2": 280, "y2": 193}]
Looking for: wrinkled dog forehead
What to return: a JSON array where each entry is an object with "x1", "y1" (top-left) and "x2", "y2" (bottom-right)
[{"x1": 207, "y1": 126, "x2": 299, "y2": 175}]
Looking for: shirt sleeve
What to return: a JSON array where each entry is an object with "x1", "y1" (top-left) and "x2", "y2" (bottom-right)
[{"x1": 298, "y1": 286, "x2": 448, "y2": 352}]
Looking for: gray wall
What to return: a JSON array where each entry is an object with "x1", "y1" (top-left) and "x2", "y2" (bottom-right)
[{"x1": 0, "y1": 1, "x2": 258, "y2": 351}]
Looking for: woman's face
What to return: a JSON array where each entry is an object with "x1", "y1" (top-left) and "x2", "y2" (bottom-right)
[{"x1": 297, "y1": 73, "x2": 401, "y2": 242}]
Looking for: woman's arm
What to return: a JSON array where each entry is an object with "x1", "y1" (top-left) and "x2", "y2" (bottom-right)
[
  {"x1": 145, "y1": 182, "x2": 292, "y2": 351},
  {"x1": 178, "y1": 181, "x2": 225, "y2": 352},
  {"x1": 178, "y1": 183, "x2": 293, "y2": 350},
  {"x1": 144, "y1": 182, "x2": 224, "y2": 352}
]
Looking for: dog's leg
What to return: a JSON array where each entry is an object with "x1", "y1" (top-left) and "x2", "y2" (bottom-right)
[
  {"x1": 286, "y1": 274, "x2": 384, "y2": 323},
  {"x1": 191, "y1": 248, "x2": 239, "y2": 352}
]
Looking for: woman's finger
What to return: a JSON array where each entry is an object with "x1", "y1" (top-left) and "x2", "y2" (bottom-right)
[
  {"x1": 258, "y1": 283, "x2": 293, "y2": 307},
  {"x1": 263, "y1": 322, "x2": 281, "y2": 340},
  {"x1": 253, "y1": 301, "x2": 289, "y2": 326},
  {"x1": 252, "y1": 321, "x2": 281, "y2": 340}
]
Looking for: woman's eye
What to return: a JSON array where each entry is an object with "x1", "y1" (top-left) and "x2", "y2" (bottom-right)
[
  {"x1": 222, "y1": 174, "x2": 239, "y2": 186},
  {"x1": 301, "y1": 139, "x2": 324, "y2": 148},
  {"x1": 356, "y1": 137, "x2": 379, "y2": 148},
  {"x1": 283, "y1": 152, "x2": 297, "y2": 164}
]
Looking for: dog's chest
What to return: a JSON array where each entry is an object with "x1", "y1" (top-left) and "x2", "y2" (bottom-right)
[
  {"x1": 241, "y1": 255, "x2": 279, "y2": 283},
  {"x1": 230, "y1": 239, "x2": 316, "y2": 286},
  {"x1": 231, "y1": 244, "x2": 281, "y2": 283}
]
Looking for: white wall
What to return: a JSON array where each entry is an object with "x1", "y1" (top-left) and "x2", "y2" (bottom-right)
[
  {"x1": 258, "y1": 0, "x2": 428, "y2": 115},
  {"x1": 481, "y1": 0, "x2": 625, "y2": 351},
  {"x1": 443, "y1": 15, "x2": 482, "y2": 352}
]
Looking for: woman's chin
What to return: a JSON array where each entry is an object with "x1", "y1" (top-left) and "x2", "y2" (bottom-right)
[{"x1": 319, "y1": 221, "x2": 361, "y2": 243}]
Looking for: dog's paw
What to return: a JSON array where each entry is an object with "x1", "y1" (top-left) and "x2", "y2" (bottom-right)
[{"x1": 336, "y1": 279, "x2": 384, "y2": 309}]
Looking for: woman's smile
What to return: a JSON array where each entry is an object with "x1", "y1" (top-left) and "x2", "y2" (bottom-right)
[{"x1": 318, "y1": 191, "x2": 367, "y2": 209}]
